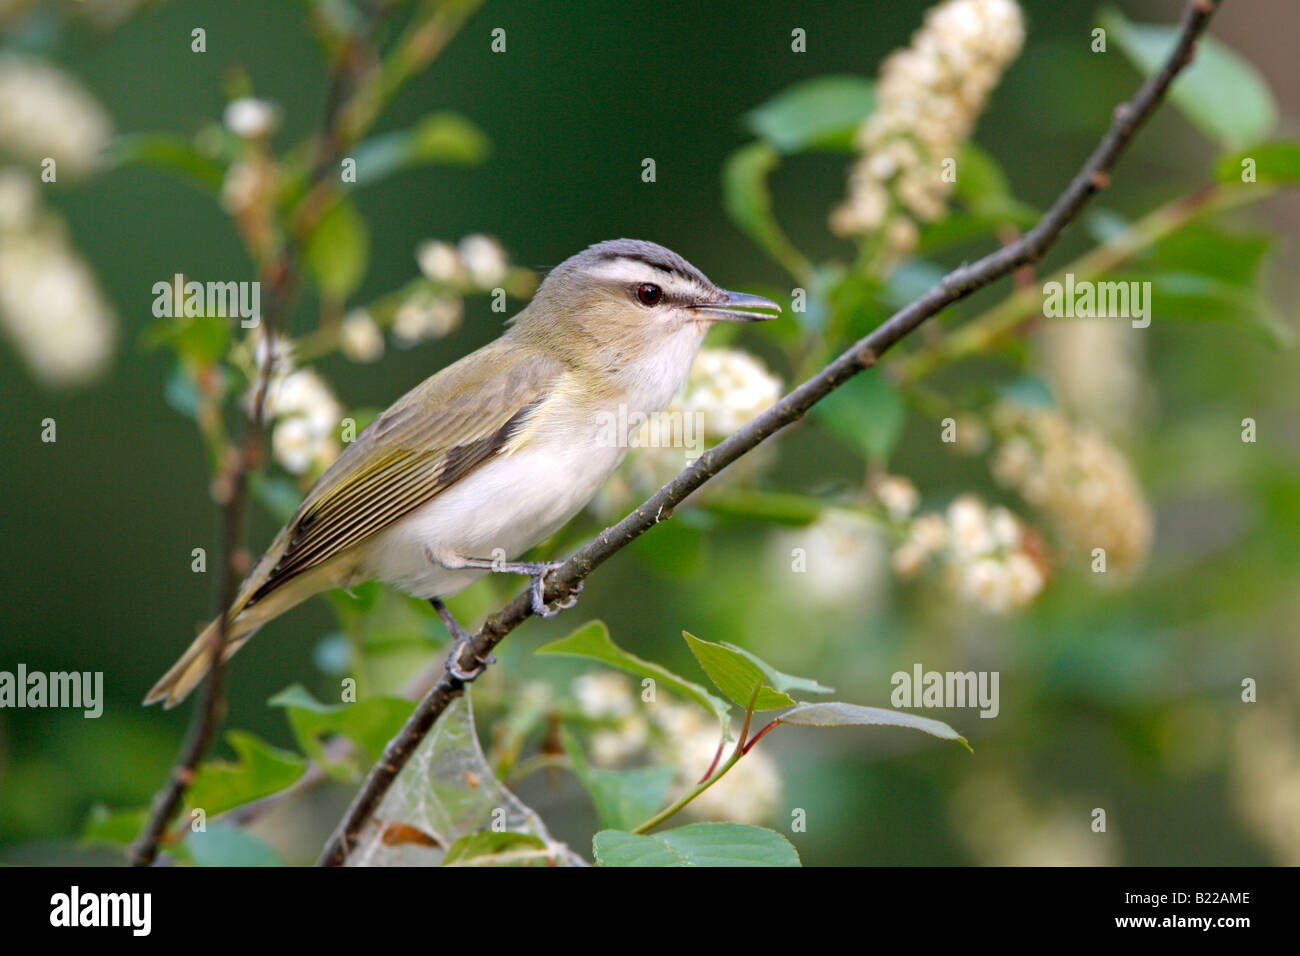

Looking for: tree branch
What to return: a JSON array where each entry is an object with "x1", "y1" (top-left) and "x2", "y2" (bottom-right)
[{"x1": 316, "y1": 0, "x2": 1221, "y2": 866}]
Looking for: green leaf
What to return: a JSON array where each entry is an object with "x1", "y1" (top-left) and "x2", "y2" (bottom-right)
[
  {"x1": 953, "y1": 143, "x2": 1038, "y2": 224},
  {"x1": 744, "y1": 75, "x2": 875, "y2": 153},
  {"x1": 682, "y1": 632, "x2": 795, "y2": 710},
  {"x1": 1102, "y1": 8, "x2": 1277, "y2": 148},
  {"x1": 809, "y1": 370, "x2": 905, "y2": 463},
  {"x1": 719, "y1": 642, "x2": 833, "y2": 696},
  {"x1": 1126, "y1": 271, "x2": 1293, "y2": 346},
  {"x1": 142, "y1": 310, "x2": 231, "y2": 365},
  {"x1": 442, "y1": 831, "x2": 549, "y2": 866},
  {"x1": 267, "y1": 684, "x2": 411, "y2": 767},
  {"x1": 351, "y1": 112, "x2": 489, "y2": 186},
  {"x1": 593, "y1": 823, "x2": 800, "y2": 867},
  {"x1": 80, "y1": 805, "x2": 148, "y2": 849},
  {"x1": 187, "y1": 730, "x2": 307, "y2": 817},
  {"x1": 536, "y1": 621, "x2": 730, "y2": 729},
  {"x1": 1214, "y1": 140, "x2": 1300, "y2": 184},
  {"x1": 106, "y1": 133, "x2": 225, "y2": 193},
  {"x1": 304, "y1": 196, "x2": 369, "y2": 300},
  {"x1": 563, "y1": 730, "x2": 675, "y2": 831},
  {"x1": 722, "y1": 142, "x2": 809, "y2": 278},
  {"x1": 777, "y1": 701, "x2": 972, "y2": 752},
  {"x1": 183, "y1": 822, "x2": 283, "y2": 866}
]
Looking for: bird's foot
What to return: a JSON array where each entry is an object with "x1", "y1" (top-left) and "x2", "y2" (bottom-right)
[
  {"x1": 527, "y1": 564, "x2": 583, "y2": 619},
  {"x1": 426, "y1": 550, "x2": 582, "y2": 620},
  {"x1": 429, "y1": 597, "x2": 494, "y2": 682}
]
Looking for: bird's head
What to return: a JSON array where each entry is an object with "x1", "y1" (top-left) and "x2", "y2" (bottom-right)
[{"x1": 511, "y1": 239, "x2": 780, "y2": 381}]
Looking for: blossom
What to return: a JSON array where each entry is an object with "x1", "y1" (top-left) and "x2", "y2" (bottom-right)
[
  {"x1": 340, "y1": 309, "x2": 384, "y2": 363},
  {"x1": 457, "y1": 234, "x2": 508, "y2": 288},
  {"x1": 0, "y1": 176, "x2": 116, "y2": 387},
  {"x1": 0, "y1": 54, "x2": 112, "y2": 177},
  {"x1": 832, "y1": 0, "x2": 1024, "y2": 261},
  {"x1": 223, "y1": 97, "x2": 282, "y2": 139},
  {"x1": 892, "y1": 494, "x2": 1046, "y2": 612},
  {"x1": 991, "y1": 402, "x2": 1152, "y2": 577},
  {"x1": 392, "y1": 292, "x2": 462, "y2": 346}
]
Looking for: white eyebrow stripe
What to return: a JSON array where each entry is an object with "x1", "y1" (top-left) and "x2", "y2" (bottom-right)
[{"x1": 584, "y1": 256, "x2": 677, "y2": 285}]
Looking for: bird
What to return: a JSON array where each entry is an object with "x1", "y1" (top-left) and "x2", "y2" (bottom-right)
[{"x1": 145, "y1": 238, "x2": 780, "y2": 707}]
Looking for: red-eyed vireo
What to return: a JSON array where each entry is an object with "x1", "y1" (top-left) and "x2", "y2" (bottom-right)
[{"x1": 146, "y1": 239, "x2": 780, "y2": 707}]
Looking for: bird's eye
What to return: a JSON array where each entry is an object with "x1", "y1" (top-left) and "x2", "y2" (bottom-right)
[{"x1": 635, "y1": 283, "x2": 663, "y2": 306}]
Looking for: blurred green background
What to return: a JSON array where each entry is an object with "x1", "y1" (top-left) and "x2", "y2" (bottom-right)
[{"x1": 1, "y1": 0, "x2": 1298, "y2": 865}]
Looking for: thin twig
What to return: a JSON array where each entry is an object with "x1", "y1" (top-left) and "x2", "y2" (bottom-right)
[{"x1": 316, "y1": 0, "x2": 1223, "y2": 867}]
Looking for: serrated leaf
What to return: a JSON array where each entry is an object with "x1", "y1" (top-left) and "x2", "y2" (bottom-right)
[
  {"x1": 183, "y1": 822, "x2": 283, "y2": 866},
  {"x1": 187, "y1": 730, "x2": 307, "y2": 817},
  {"x1": 1213, "y1": 140, "x2": 1300, "y2": 184},
  {"x1": 744, "y1": 75, "x2": 875, "y2": 153},
  {"x1": 1102, "y1": 8, "x2": 1277, "y2": 148},
  {"x1": 593, "y1": 823, "x2": 800, "y2": 867},
  {"x1": 563, "y1": 730, "x2": 675, "y2": 831},
  {"x1": 304, "y1": 196, "x2": 369, "y2": 300},
  {"x1": 809, "y1": 369, "x2": 905, "y2": 463},
  {"x1": 777, "y1": 701, "x2": 971, "y2": 752},
  {"x1": 441, "y1": 831, "x2": 549, "y2": 866},
  {"x1": 682, "y1": 632, "x2": 794, "y2": 710},
  {"x1": 267, "y1": 683, "x2": 411, "y2": 767},
  {"x1": 537, "y1": 621, "x2": 730, "y2": 729}
]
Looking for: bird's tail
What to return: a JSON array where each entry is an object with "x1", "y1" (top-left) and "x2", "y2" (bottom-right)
[{"x1": 143, "y1": 613, "x2": 258, "y2": 709}]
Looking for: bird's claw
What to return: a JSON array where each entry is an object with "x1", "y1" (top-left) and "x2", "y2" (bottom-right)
[
  {"x1": 445, "y1": 639, "x2": 495, "y2": 682},
  {"x1": 530, "y1": 567, "x2": 582, "y2": 618}
]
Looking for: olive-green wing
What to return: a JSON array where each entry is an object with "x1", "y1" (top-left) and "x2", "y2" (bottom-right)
[{"x1": 243, "y1": 340, "x2": 563, "y2": 607}]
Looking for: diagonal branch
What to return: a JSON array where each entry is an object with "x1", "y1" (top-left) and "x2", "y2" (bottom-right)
[{"x1": 316, "y1": 0, "x2": 1222, "y2": 866}]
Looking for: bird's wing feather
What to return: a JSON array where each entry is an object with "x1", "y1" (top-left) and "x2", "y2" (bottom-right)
[{"x1": 242, "y1": 341, "x2": 565, "y2": 607}]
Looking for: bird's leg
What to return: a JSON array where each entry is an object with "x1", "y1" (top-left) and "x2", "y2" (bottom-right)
[
  {"x1": 430, "y1": 550, "x2": 583, "y2": 619},
  {"x1": 429, "y1": 597, "x2": 494, "y2": 681}
]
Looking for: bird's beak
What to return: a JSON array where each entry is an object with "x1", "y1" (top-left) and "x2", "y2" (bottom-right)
[{"x1": 690, "y1": 290, "x2": 782, "y2": 322}]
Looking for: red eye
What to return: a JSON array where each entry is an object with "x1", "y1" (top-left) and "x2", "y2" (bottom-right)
[{"x1": 636, "y1": 283, "x2": 662, "y2": 306}]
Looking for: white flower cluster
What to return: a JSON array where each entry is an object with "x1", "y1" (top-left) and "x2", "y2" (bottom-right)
[
  {"x1": 609, "y1": 347, "x2": 783, "y2": 506},
  {"x1": 340, "y1": 309, "x2": 385, "y2": 363},
  {"x1": 1036, "y1": 318, "x2": 1147, "y2": 441},
  {"x1": 674, "y1": 347, "x2": 784, "y2": 438},
  {"x1": 893, "y1": 494, "x2": 1046, "y2": 613},
  {"x1": 0, "y1": 170, "x2": 116, "y2": 387},
  {"x1": 245, "y1": 336, "x2": 344, "y2": 476},
  {"x1": 415, "y1": 234, "x2": 508, "y2": 288},
  {"x1": 0, "y1": 54, "x2": 113, "y2": 177},
  {"x1": 991, "y1": 402, "x2": 1152, "y2": 577},
  {"x1": 831, "y1": 0, "x2": 1024, "y2": 258},
  {"x1": 769, "y1": 509, "x2": 889, "y2": 607},
  {"x1": 572, "y1": 671, "x2": 781, "y2": 825},
  {"x1": 392, "y1": 234, "x2": 510, "y2": 346}
]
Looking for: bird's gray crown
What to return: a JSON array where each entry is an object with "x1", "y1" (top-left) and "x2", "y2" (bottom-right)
[{"x1": 565, "y1": 238, "x2": 717, "y2": 292}]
